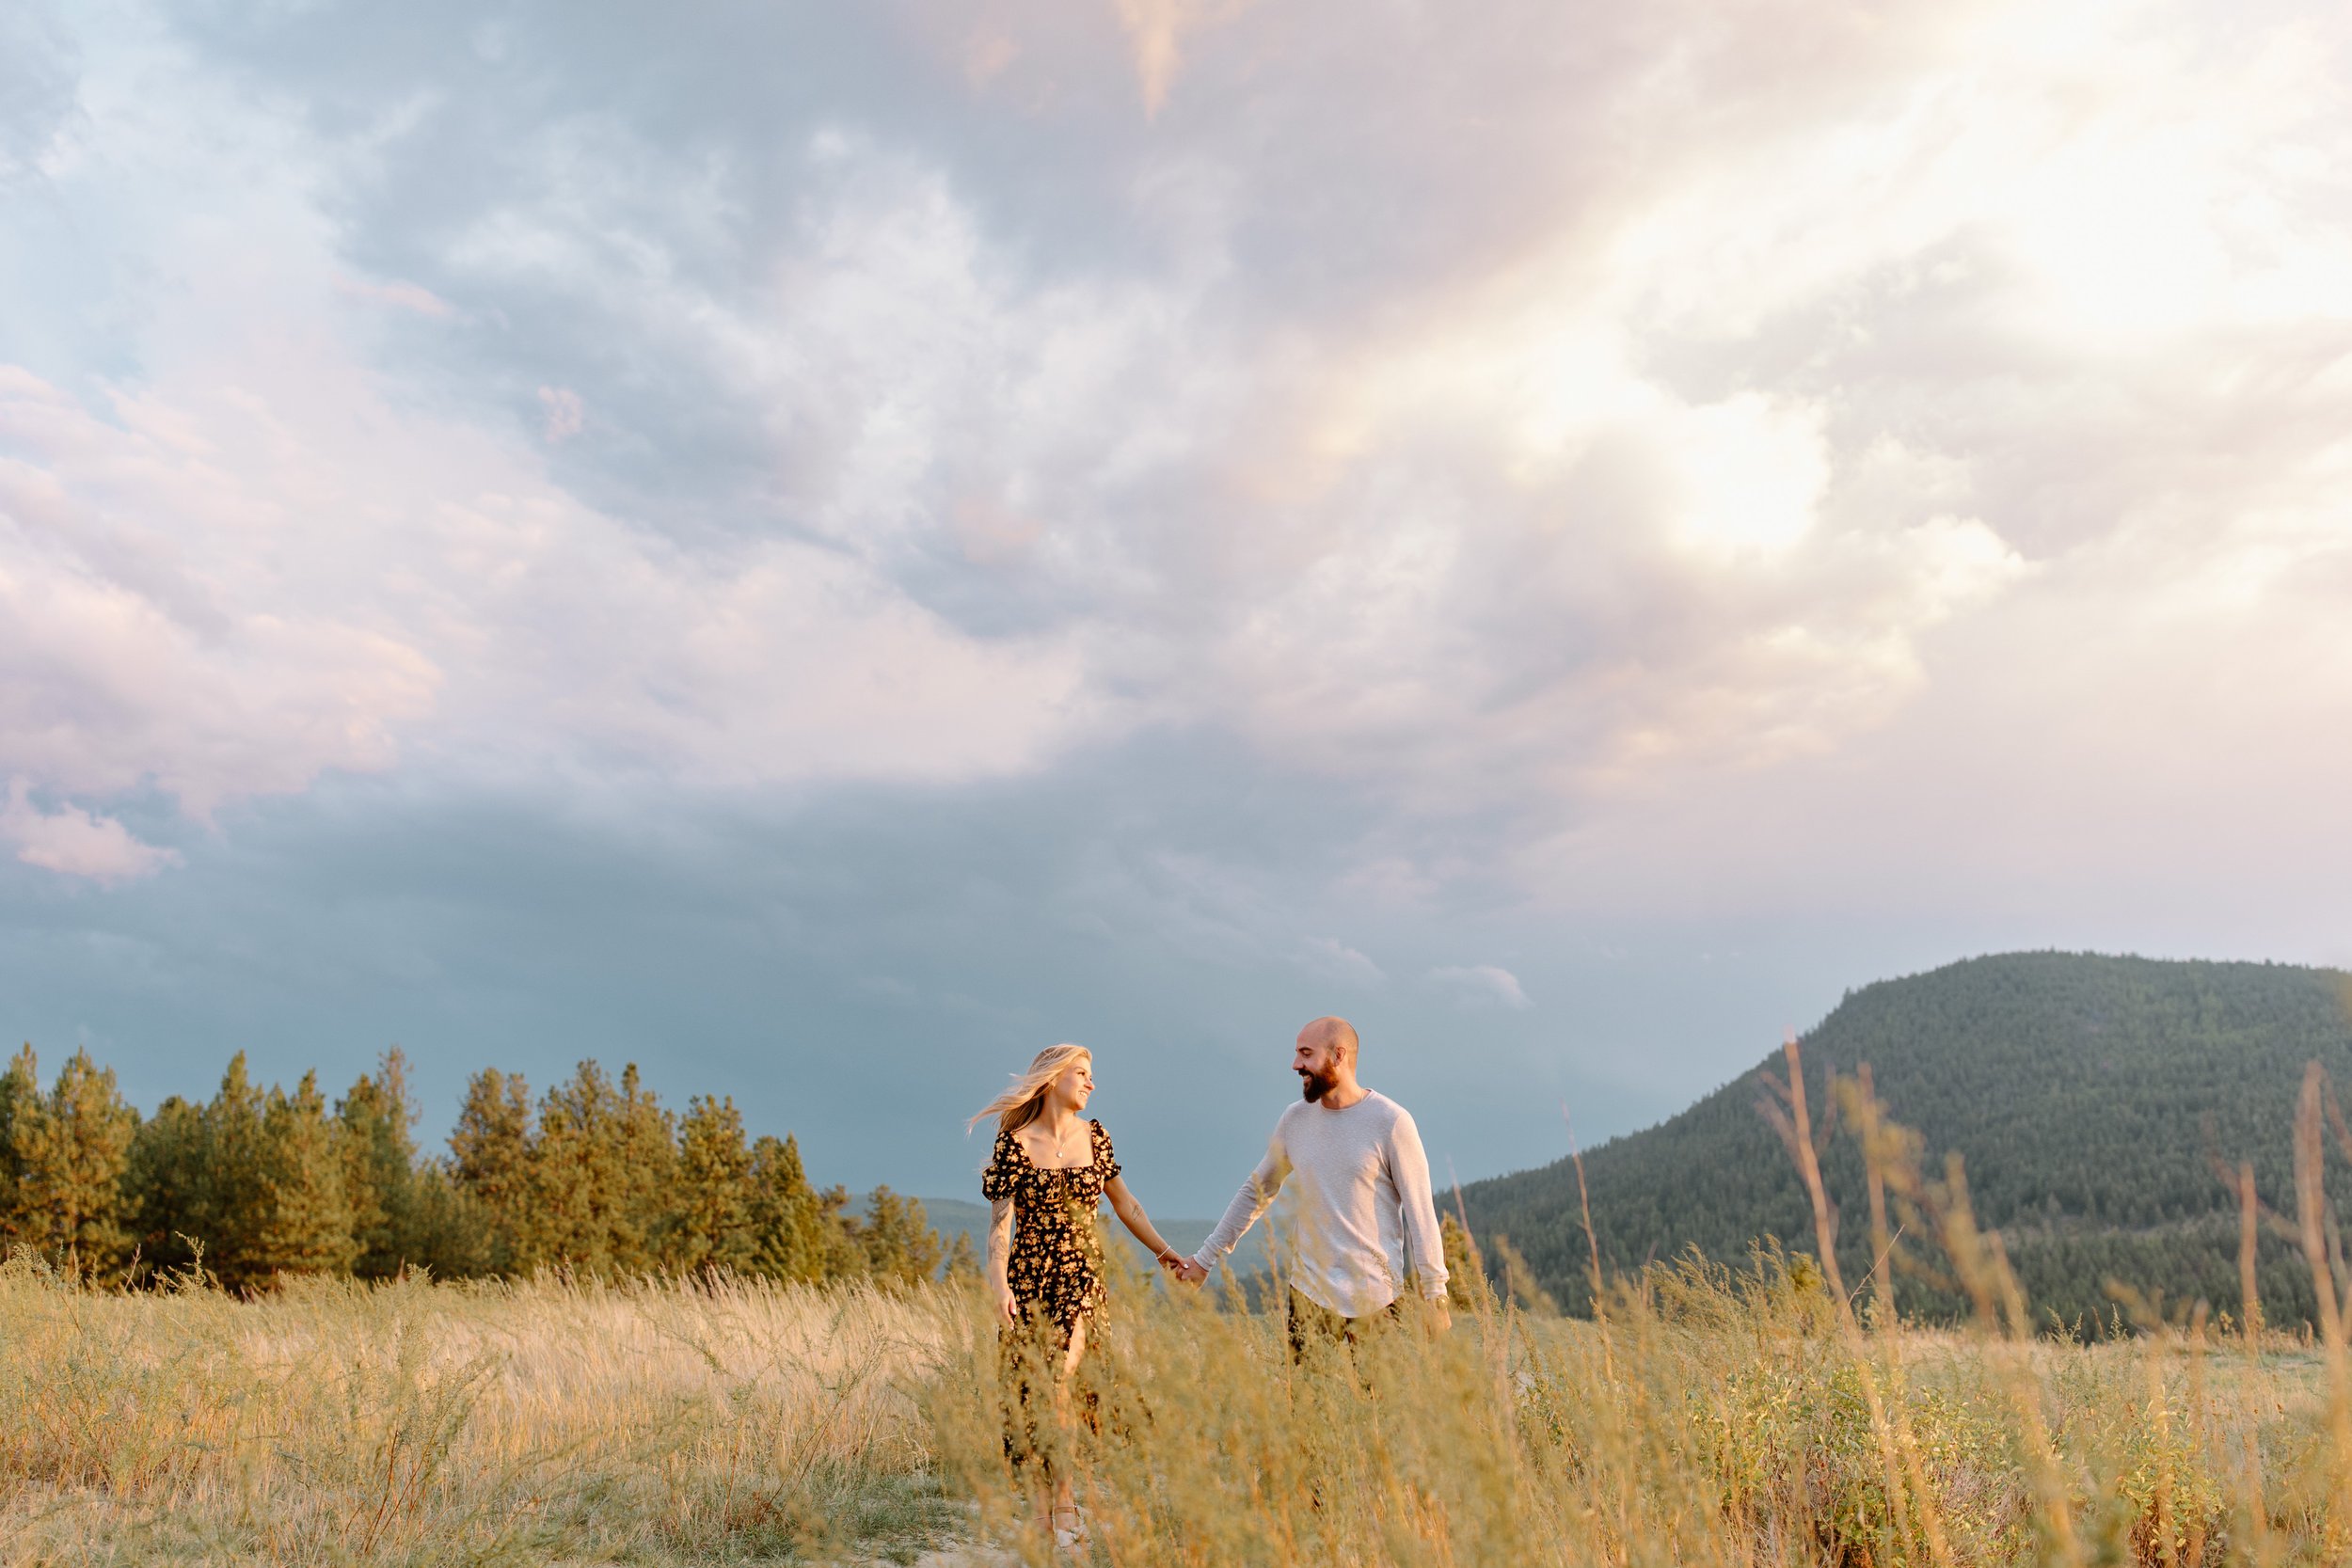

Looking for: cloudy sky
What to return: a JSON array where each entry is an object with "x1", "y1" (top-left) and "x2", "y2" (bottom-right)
[{"x1": 3, "y1": 0, "x2": 2348, "y2": 1212}]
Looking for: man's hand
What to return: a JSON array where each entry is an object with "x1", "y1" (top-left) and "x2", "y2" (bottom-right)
[
  {"x1": 1174, "y1": 1257, "x2": 1210, "y2": 1286},
  {"x1": 1424, "y1": 1298, "x2": 1453, "y2": 1334}
]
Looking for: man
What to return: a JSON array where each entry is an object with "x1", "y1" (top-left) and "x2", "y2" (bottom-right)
[{"x1": 1177, "y1": 1017, "x2": 1451, "y2": 1350}]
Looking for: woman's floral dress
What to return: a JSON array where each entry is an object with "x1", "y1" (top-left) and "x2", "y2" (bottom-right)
[
  {"x1": 981, "y1": 1118, "x2": 1120, "y2": 1469},
  {"x1": 981, "y1": 1118, "x2": 1119, "y2": 1338}
]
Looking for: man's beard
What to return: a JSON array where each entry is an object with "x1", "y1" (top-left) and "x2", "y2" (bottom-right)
[{"x1": 1299, "y1": 1068, "x2": 1338, "y2": 1102}]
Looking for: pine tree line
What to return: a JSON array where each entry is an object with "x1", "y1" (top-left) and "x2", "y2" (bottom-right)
[{"x1": 0, "y1": 1044, "x2": 960, "y2": 1293}]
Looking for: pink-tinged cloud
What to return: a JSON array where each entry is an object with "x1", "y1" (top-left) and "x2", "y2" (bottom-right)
[
  {"x1": 1, "y1": 781, "x2": 179, "y2": 883},
  {"x1": 1111, "y1": 0, "x2": 1250, "y2": 117},
  {"x1": 12, "y1": 0, "x2": 2352, "y2": 932},
  {"x1": 1430, "y1": 965, "x2": 1532, "y2": 1010},
  {"x1": 334, "y1": 276, "x2": 455, "y2": 318},
  {"x1": 537, "y1": 386, "x2": 584, "y2": 443},
  {"x1": 0, "y1": 368, "x2": 443, "y2": 823},
  {"x1": 0, "y1": 356, "x2": 1089, "y2": 824}
]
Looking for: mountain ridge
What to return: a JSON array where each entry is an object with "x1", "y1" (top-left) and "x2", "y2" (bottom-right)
[{"x1": 1459, "y1": 951, "x2": 2352, "y2": 1328}]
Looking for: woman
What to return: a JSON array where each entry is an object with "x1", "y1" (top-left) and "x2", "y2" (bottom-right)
[{"x1": 970, "y1": 1043, "x2": 1183, "y2": 1545}]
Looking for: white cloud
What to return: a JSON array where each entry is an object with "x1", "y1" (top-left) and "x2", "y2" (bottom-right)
[
  {"x1": 0, "y1": 5, "x2": 77, "y2": 184},
  {"x1": 536, "y1": 385, "x2": 583, "y2": 443},
  {"x1": 335, "y1": 276, "x2": 453, "y2": 319},
  {"x1": 0, "y1": 361, "x2": 1090, "y2": 814},
  {"x1": 11, "y1": 0, "x2": 2352, "y2": 920},
  {"x1": 1, "y1": 779, "x2": 178, "y2": 883},
  {"x1": 1299, "y1": 936, "x2": 1382, "y2": 984},
  {"x1": 1429, "y1": 964, "x2": 1532, "y2": 1010},
  {"x1": 0, "y1": 58, "x2": 1093, "y2": 874},
  {"x1": 0, "y1": 370, "x2": 443, "y2": 819}
]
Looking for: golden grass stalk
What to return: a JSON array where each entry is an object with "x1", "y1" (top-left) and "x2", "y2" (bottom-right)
[
  {"x1": 2291, "y1": 1064, "x2": 2352, "y2": 1552},
  {"x1": 0, "y1": 1257, "x2": 959, "y2": 1564},
  {"x1": 1764, "y1": 1036, "x2": 1943, "y2": 1568},
  {"x1": 7, "y1": 1069, "x2": 2352, "y2": 1565}
]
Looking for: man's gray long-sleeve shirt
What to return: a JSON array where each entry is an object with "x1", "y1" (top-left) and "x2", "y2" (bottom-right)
[{"x1": 1192, "y1": 1089, "x2": 1449, "y2": 1317}]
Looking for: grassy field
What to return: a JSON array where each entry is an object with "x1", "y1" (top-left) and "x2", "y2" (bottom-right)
[
  {"x1": 0, "y1": 1258, "x2": 961, "y2": 1565},
  {"x1": 933, "y1": 1246, "x2": 2350, "y2": 1567},
  {"x1": 2, "y1": 1054, "x2": 2346, "y2": 1565},
  {"x1": 0, "y1": 1249, "x2": 2344, "y2": 1567}
]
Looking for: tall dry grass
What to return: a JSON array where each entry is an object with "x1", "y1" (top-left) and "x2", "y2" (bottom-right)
[
  {"x1": 0, "y1": 1259, "x2": 959, "y2": 1564},
  {"x1": 925, "y1": 1051, "x2": 2352, "y2": 1566},
  {"x1": 13, "y1": 1253, "x2": 2332, "y2": 1566},
  {"x1": 926, "y1": 1257, "x2": 2344, "y2": 1566},
  {"x1": 5, "y1": 1053, "x2": 2347, "y2": 1565}
]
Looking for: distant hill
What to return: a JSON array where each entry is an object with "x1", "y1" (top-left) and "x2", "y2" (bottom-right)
[
  {"x1": 1460, "y1": 952, "x2": 2352, "y2": 1330},
  {"x1": 923, "y1": 1196, "x2": 1268, "y2": 1275}
]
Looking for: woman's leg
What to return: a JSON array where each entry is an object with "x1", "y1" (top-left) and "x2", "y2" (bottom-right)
[
  {"x1": 1002, "y1": 1310, "x2": 1061, "y2": 1535},
  {"x1": 1051, "y1": 1312, "x2": 1089, "y2": 1518}
]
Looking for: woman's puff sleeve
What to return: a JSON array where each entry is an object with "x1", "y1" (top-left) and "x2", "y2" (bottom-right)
[{"x1": 979, "y1": 1129, "x2": 1017, "y2": 1202}]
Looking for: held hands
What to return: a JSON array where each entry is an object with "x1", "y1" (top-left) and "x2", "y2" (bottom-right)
[{"x1": 1153, "y1": 1249, "x2": 1209, "y2": 1286}]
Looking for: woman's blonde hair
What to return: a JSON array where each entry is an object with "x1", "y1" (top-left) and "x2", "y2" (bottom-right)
[{"x1": 967, "y1": 1043, "x2": 1092, "y2": 1135}]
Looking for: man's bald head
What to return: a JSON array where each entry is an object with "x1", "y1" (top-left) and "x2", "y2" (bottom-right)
[{"x1": 1298, "y1": 1016, "x2": 1359, "y2": 1062}]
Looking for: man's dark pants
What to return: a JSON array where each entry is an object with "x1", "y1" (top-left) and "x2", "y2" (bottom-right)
[{"x1": 1284, "y1": 1287, "x2": 1402, "y2": 1365}]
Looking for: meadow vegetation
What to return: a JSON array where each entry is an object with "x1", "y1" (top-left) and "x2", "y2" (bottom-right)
[
  {"x1": 4, "y1": 1224, "x2": 2344, "y2": 1565},
  {"x1": 921, "y1": 1044, "x2": 2352, "y2": 1566},
  {"x1": 927, "y1": 1249, "x2": 2347, "y2": 1566},
  {"x1": 3, "y1": 1058, "x2": 2347, "y2": 1566},
  {"x1": 4, "y1": 987, "x2": 2349, "y2": 1563},
  {"x1": 0, "y1": 1260, "x2": 960, "y2": 1565}
]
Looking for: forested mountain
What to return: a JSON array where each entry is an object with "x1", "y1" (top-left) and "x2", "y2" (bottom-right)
[
  {"x1": 1460, "y1": 953, "x2": 2352, "y2": 1330},
  {"x1": 0, "y1": 1046, "x2": 953, "y2": 1292}
]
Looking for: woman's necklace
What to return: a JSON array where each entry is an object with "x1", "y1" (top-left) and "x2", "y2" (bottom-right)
[{"x1": 1041, "y1": 1116, "x2": 1083, "y2": 1166}]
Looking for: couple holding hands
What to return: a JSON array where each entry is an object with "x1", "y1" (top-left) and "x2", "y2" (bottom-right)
[{"x1": 969, "y1": 1016, "x2": 1452, "y2": 1543}]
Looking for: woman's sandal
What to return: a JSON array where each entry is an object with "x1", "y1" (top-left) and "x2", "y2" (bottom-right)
[{"x1": 1051, "y1": 1505, "x2": 1089, "y2": 1553}]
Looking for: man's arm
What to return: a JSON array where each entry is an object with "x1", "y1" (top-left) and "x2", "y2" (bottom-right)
[
  {"x1": 1388, "y1": 1111, "x2": 1451, "y2": 1303},
  {"x1": 1186, "y1": 1134, "x2": 1291, "y2": 1278}
]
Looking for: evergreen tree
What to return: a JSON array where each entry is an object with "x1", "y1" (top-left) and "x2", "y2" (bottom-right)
[
  {"x1": 403, "y1": 1161, "x2": 497, "y2": 1279},
  {"x1": 944, "y1": 1229, "x2": 981, "y2": 1280},
  {"x1": 675, "y1": 1094, "x2": 755, "y2": 1275},
  {"x1": 817, "y1": 1183, "x2": 867, "y2": 1279},
  {"x1": 194, "y1": 1053, "x2": 272, "y2": 1288},
  {"x1": 124, "y1": 1093, "x2": 210, "y2": 1277},
  {"x1": 39, "y1": 1038, "x2": 954, "y2": 1293},
  {"x1": 525, "y1": 1061, "x2": 644, "y2": 1273},
  {"x1": 448, "y1": 1069, "x2": 532, "y2": 1272},
  {"x1": 860, "y1": 1186, "x2": 942, "y2": 1286},
  {"x1": 122, "y1": 1054, "x2": 371, "y2": 1291},
  {"x1": 745, "y1": 1133, "x2": 829, "y2": 1282},
  {"x1": 252, "y1": 1069, "x2": 358, "y2": 1281},
  {"x1": 6, "y1": 1048, "x2": 137, "y2": 1273},
  {"x1": 613, "y1": 1064, "x2": 678, "y2": 1272},
  {"x1": 337, "y1": 1049, "x2": 420, "y2": 1278},
  {"x1": 0, "y1": 1044, "x2": 40, "y2": 1248}
]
